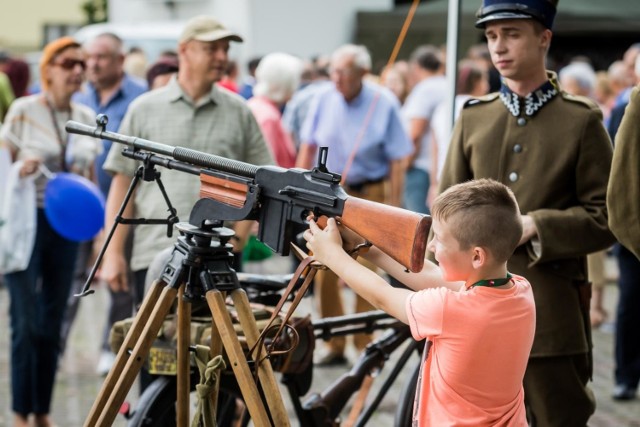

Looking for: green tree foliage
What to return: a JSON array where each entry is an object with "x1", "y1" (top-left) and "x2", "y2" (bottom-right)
[{"x1": 82, "y1": 0, "x2": 108, "y2": 24}]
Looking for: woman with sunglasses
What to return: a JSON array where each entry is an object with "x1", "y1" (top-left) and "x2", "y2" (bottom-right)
[{"x1": 0, "y1": 37, "x2": 101, "y2": 427}]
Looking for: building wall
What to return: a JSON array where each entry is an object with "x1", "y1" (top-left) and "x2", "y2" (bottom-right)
[
  {"x1": 107, "y1": 0, "x2": 393, "y2": 74},
  {"x1": 249, "y1": 0, "x2": 392, "y2": 59},
  {"x1": 0, "y1": 0, "x2": 87, "y2": 52}
]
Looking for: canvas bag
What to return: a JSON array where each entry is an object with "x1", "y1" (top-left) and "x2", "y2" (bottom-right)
[{"x1": 0, "y1": 156, "x2": 37, "y2": 274}]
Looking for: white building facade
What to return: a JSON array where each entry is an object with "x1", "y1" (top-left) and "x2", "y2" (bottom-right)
[{"x1": 107, "y1": 0, "x2": 394, "y2": 72}]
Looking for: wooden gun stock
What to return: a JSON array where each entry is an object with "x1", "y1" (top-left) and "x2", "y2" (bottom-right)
[{"x1": 339, "y1": 197, "x2": 431, "y2": 273}]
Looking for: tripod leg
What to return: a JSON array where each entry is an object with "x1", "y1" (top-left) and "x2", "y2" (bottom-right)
[
  {"x1": 84, "y1": 279, "x2": 166, "y2": 427},
  {"x1": 208, "y1": 300, "x2": 224, "y2": 417},
  {"x1": 92, "y1": 284, "x2": 180, "y2": 427},
  {"x1": 230, "y1": 288, "x2": 290, "y2": 427},
  {"x1": 206, "y1": 289, "x2": 273, "y2": 426},
  {"x1": 177, "y1": 286, "x2": 192, "y2": 426}
]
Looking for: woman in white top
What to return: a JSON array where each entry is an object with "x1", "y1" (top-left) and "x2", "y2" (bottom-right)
[{"x1": 0, "y1": 36, "x2": 100, "y2": 427}]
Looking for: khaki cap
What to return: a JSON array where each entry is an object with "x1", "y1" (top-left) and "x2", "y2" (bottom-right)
[{"x1": 179, "y1": 15, "x2": 243, "y2": 44}]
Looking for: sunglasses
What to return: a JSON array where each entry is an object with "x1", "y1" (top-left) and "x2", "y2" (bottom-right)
[{"x1": 52, "y1": 58, "x2": 87, "y2": 71}]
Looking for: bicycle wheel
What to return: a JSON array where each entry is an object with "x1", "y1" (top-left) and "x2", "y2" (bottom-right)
[
  {"x1": 393, "y1": 358, "x2": 419, "y2": 427},
  {"x1": 127, "y1": 375, "x2": 243, "y2": 427}
]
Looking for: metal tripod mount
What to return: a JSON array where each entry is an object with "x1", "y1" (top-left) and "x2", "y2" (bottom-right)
[{"x1": 83, "y1": 220, "x2": 290, "y2": 427}]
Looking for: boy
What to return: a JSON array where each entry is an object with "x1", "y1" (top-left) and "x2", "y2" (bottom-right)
[{"x1": 304, "y1": 178, "x2": 535, "y2": 426}]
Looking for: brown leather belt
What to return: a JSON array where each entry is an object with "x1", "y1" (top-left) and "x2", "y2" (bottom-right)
[{"x1": 345, "y1": 177, "x2": 385, "y2": 193}]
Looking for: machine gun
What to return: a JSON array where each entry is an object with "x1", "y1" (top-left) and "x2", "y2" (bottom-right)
[
  {"x1": 65, "y1": 114, "x2": 430, "y2": 273},
  {"x1": 66, "y1": 115, "x2": 432, "y2": 426}
]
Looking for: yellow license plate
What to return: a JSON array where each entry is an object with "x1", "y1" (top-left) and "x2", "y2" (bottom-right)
[{"x1": 148, "y1": 346, "x2": 177, "y2": 375}]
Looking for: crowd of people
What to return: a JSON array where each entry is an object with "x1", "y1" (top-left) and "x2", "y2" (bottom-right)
[{"x1": 1, "y1": 0, "x2": 640, "y2": 425}]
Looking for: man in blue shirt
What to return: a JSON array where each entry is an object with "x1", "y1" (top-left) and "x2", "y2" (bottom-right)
[
  {"x1": 296, "y1": 44, "x2": 412, "y2": 364},
  {"x1": 65, "y1": 32, "x2": 147, "y2": 375},
  {"x1": 282, "y1": 58, "x2": 331, "y2": 149},
  {"x1": 74, "y1": 32, "x2": 147, "y2": 195}
]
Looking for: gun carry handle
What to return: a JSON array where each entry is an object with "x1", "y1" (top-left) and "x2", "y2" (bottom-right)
[{"x1": 337, "y1": 197, "x2": 431, "y2": 273}]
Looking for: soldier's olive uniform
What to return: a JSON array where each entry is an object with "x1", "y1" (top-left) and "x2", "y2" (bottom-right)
[
  {"x1": 439, "y1": 73, "x2": 616, "y2": 426},
  {"x1": 608, "y1": 85, "x2": 640, "y2": 260}
]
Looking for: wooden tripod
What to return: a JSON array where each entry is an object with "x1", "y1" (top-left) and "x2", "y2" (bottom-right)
[{"x1": 83, "y1": 222, "x2": 290, "y2": 427}]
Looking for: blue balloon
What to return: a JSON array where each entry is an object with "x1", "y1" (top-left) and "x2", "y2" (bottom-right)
[{"x1": 44, "y1": 173, "x2": 105, "y2": 242}]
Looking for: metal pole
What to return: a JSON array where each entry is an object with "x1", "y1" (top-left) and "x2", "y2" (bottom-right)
[{"x1": 444, "y1": 0, "x2": 462, "y2": 131}]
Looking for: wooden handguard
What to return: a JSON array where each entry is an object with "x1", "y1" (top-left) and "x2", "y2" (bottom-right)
[
  {"x1": 200, "y1": 174, "x2": 248, "y2": 208},
  {"x1": 340, "y1": 197, "x2": 431, "y2": 273}
]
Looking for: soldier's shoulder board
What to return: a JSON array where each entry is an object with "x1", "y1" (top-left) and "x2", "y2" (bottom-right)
[
  {"x1": 560, "y1": 92, "x2": 599, "y2": 111},
  {"x1": 463, "y1": 92, "x2": 500, "y2": 109}
]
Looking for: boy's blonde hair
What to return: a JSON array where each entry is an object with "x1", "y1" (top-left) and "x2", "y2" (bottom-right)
[{"x1": 432, "y1": 179, "x2": 523, "y2": 262}]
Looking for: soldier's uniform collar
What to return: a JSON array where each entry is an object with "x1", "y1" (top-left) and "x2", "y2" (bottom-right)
[{"x1": 499, "y1": 72, "x2": 559, "y2": 117}]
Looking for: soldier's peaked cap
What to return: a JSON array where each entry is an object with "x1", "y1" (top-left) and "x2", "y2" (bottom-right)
[{"x1": 475, "y1": 0, "x2": 558, "y2": 29}]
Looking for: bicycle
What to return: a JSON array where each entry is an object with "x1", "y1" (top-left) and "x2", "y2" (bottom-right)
[{"x1": 124, "y1": 271, "x2": 423, "y2": 427}]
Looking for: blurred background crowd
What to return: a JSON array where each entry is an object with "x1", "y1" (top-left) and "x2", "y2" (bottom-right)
[{"x1": 1, "y1": 0, "x2": 640, "y2": 426}]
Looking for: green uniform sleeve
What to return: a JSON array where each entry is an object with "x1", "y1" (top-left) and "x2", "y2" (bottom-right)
[
  {"x1": 529, "y1": 107, "x2": 616, "y2": 264},
  {"x1": 607, "y1": 86, "x2": 640, "y2": 259}
]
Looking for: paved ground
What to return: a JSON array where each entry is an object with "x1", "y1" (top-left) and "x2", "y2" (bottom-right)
[{"x1": 1, "y1": 254, "x2": 640, "y2": 426}]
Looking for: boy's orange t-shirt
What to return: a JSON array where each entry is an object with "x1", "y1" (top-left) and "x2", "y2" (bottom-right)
[{"x1": 406, "y1": 275, "x2": 535, "y2": 426}]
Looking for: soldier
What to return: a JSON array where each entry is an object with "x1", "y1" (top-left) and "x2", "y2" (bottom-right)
[
  {"x1": 438, "y1": 1, "x2": 616, "y2": 425},
  {"x1": 607, "y1": 81, "x2": 640, "y2": 401}
]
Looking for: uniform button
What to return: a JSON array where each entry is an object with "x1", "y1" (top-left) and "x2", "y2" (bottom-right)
[
  {"x1": 517, "y1": 117, "x2": 527, "y2": 126},
  {"x1": 513, "y1": 144, "x2": 522, "y2": 153},
  {"x1": 509, "y1": 172, "x2": 519, "y2": 182}
]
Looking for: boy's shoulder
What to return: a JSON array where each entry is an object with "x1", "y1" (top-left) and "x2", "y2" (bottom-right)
[{"x1": 511, "y1": 274, "x2": 532, "y2": 289}]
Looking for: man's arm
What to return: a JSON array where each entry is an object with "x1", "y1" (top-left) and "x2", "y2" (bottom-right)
[
  {"x1": 407, "y1": 118, "x2": 428, "y2": 164},
  {"x1": 386, "y1": 157, "x2": 407, "y2": 207},
  {"x1": 100, "y1": 173, "x2": 133, "y2": 292},
  {"x1": 242, "y1": 106, "x2": 275, "y2": 166},
  {"x1": 295, "y1": 143, "x2": 317, "y2": 169}
]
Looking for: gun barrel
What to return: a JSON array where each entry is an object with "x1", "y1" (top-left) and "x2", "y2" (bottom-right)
[{"x1": 65, "y1": 119, "x2": 258, "y2": 178}]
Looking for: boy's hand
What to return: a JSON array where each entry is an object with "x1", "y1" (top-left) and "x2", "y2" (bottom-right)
[
  {"x1": 304, "y1": 217, "x2": 344, "y2": 265},
  {"x1": 312, "y1": 215, "x2": 367, "y2": 255}
]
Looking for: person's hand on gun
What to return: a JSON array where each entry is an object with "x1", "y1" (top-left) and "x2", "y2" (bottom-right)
[
  {"x1": 306, "y1": 215, "x2": 371, "y2": 261},
  {"x1": 304, "y1": 217, "x2": 344, "y2": 267}
]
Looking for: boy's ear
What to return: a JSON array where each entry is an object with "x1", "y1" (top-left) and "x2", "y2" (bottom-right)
[{"x1": 471, "y1": 246, "x2": 488, "y2": 269}]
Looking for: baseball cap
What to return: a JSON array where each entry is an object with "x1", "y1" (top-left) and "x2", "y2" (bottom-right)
[{"x1": 179, "y1": 15, "x2": 243, "y2": 44}]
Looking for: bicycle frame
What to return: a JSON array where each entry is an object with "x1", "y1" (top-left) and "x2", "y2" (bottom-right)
[{"x1": 282, "y1": 311, "x2": 422, "y2": 427}]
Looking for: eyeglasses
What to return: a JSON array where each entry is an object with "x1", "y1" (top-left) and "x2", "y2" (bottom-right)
[{"x1": 52, "y1": 58, "x2": 87, "y2": 71}]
